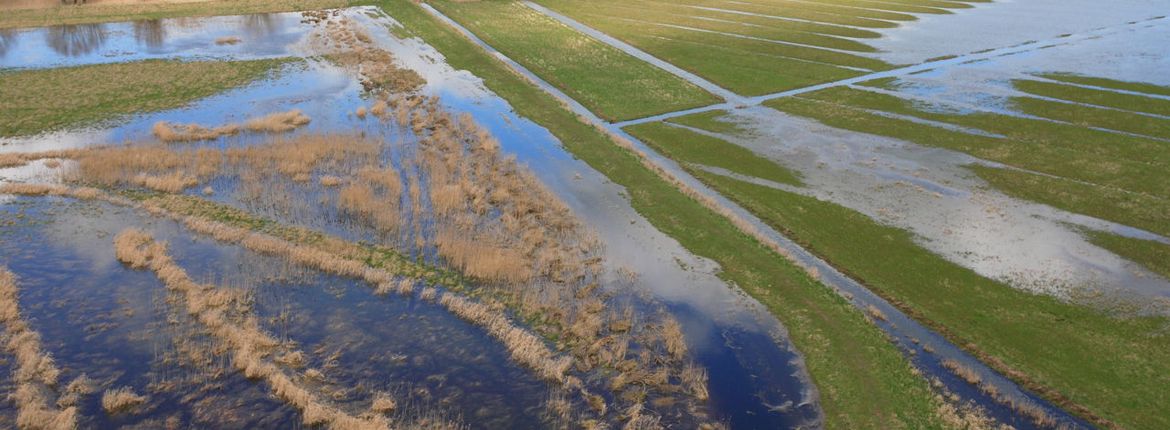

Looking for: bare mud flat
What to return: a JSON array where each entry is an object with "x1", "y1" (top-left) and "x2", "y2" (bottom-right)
[{"x1": 0, "y1": 6, "x2": 822, "y2": 429}]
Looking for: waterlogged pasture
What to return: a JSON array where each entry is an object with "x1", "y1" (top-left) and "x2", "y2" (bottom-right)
[
  {"x1": 614, "y1": 4, "x2": 1170, "y2": 428},
  {"x1": 0, "y1": 5, "x2": 825, "y2": 429}
]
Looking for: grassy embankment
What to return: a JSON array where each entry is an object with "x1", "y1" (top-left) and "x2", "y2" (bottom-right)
[
  {"x1": 533, "y1": 0, "x2": 988, "y2": 95},
  {"x1": 429, "y1": 0, "x2": 718, "y2": 122},
  {"x1": 0, "y1": 58, "x2": 292, "y2": 136},
  {"x1": 373, "y1": 0, "x2": 947, "y2": 428},
  {"x1": 0, "y1": 0, "x2": 351, "y2": 29}
]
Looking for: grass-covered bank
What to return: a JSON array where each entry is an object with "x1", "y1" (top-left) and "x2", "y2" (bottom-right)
[
  {"x1": 428, "y1": 0, "x2": 719, "y2": 122},
  {"x1": 0, "y1": 58, "x2": 292, "y2": 136},
  {"x1": 626, "y1": 118, "x2": 1170, "y2": 429},
  {"x1": 371, "y1": 0, "x2": 948, "y2": 427},
  {"x1": 0, "y1": 0, "x2": 352, "y2": 29}
]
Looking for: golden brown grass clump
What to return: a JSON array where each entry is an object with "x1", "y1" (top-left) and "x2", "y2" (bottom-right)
[
  {"x1": 152, "y1": 121, "x2": 240, "y2": 143},
  {"x1": 101, "y1": 387, "x2": 147, "y2": 415},
  {"x1": 0, "y1": 266, "x2": 79, "y2": 430},
  {"x1": 244, "y1": 109, "x2": 311, "y2": 133},
  {"x1": 0, "y1": 149, "x2": 85, "y2": 169},
  {"x1": 215, "y1": 36, "x2": 242, "y2": 45}
]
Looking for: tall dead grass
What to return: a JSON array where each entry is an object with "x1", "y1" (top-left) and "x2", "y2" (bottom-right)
[
  {"x1": 152, "y1": 121, "x2": 240, "y2": 143},
  {"x1": 100, "y1": 387, "x2": 147, "y2": 415},
  {"x1": 0, "y1": 266, "x2": 79, "y2": 430},
  {"x1": 244, "y1": 109, "x2": 311, "y2": 133},
  {"x1": 152, "y1": 109, "x2": 311, "y2": 143},
  {"x1": 113, "y1": 228, "x2": 392, "y2": 430}
]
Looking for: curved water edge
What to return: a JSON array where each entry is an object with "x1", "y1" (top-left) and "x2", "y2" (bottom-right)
[
  {"x1": 425, "y1": 3, "x2": 1102, "y2": 428},
  {"x1": 0, "y1": 6, "x2": 823, "y2": 428}
]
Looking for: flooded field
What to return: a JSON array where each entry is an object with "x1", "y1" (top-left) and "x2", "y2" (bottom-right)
[
  {"x1": 0, "y1": 5, "x2": 826, "y2": 429},
  {"x1": 3, "y1": 0, "x2": 1169, "y2": 429}
]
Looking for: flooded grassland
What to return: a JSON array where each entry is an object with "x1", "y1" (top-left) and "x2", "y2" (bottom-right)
[{"x1": 0, "y1": 6, "x2": 826, "y2": 430}]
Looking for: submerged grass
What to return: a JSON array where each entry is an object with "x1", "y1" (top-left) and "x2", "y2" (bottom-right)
[
  {"x1": 1083, "y1": 231, "x2": 1170, "y2": 281},
  {"x1": 431, "y1": 0, "x2": 719, "y2": 122},
  {"x1": 0, "y1": 58, "x2": 292, "y2": 137},
  {"x1": 665, "y1": 109, "x2": 753, "y2": 138},
  {"x1": 626, "y1": 121, "x2": 801, "y2": 186},
  {"x1": 374, "y1": 0, "x2": 948, "y2": 427},
  {"x1": 765, "y1": 91, "x2": 1170, "y2": 237}
]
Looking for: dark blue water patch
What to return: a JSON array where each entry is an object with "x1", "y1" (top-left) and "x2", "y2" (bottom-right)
[
  {"x1": 0, "y1": 196, "x2": 559, "y2": 428},
  {"x1": 0, "y1": 12, "x2": 313, "y2": 70},
  {"x1": 669, "y1": 303, "x2": 817, "y2": 429},
  {"x1": 0, "y1": 197, "x2": 301, "y2": 428},
  {"x1": 243, "y1": 270, "x2": 553, "y2": 429}
]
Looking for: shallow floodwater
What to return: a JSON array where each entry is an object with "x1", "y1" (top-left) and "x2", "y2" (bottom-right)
[
  {"x1": 0, "y1": 196, "x2": 549, "y2": 428},
  {"x1": 868, "y1": 0, "x2": 1170, "y2": 67},
  {"x1": 0, "y1": 7, "x2": 824, "y2": 428},
  {"x1": 0, "y1": 12, "x2": 312, "y2": 70}
]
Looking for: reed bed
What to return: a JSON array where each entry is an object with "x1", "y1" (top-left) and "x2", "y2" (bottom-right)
[
  {"x1": 100, "y1": 387, "x2": 147, "y2": 415},
  {"x1": 152, "y1": 109, "x2": 312, "y2": 143},
  {"x1": 0, "y1": 266, "x2": 79, "y2": 430},
  {"x1": 0, "y1": 12, "x2": 714, "y2": 423},
  {"x1": 113, "y1": 228, "x2": 393, "y2": 430}
]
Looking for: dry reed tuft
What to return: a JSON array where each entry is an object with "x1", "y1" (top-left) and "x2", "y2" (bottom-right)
[
  {"x1": 370, "y1": 393, "x2": 396, "y2": 414},
  {"x1": 152, "y1": 121, "x2": 240, "y2": 143},
  {"x1": 679, "y1": 363, "x2": 709, "y2": 401},
  {"x1": 0, "y1": 266, "x2": 79, "y2": 430},
  {"x1": 215, "y1": 36, "x2": 242, "y2": 45},
  {"x1": 661, "y1": 318, "x2": 687, "y2": 361},
  {"x1": 101, "y1": 387, "x2": 147, "y2": 415},
  {"x1": 112, "y1": 229, "x2": 393, "y2": 429},
  {"x1": 319, "y1": 175, "x2": 344, "y2": 187},
  {"x1": 244, "y1": 109, "x2": 312, "y2": 133}
]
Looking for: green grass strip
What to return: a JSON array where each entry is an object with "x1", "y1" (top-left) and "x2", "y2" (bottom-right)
[
  {"x1": 0, "y1": 58, "x2": 292, "y2": 136},
  {"x1": 1015, "y1": 79, "x2": 1170, "y2": 117},
  {"x1": 372, "y1": 0, "x2": 945, "y2": 427},
  {"x1": 1040, "y1": 73, "x2": 1170, "y2": 98},
  {"x1": 430, "y1": 0, "x2": 718, "y2": 122},
  {"x1": 1011, "y1": 96, "x2": 1170, "y2": 140},
  {"x1": 626, "y1": 121, "x2": 801, "y2": 186},
  {"x1": 685, "y1": 167, "x2": 1170, "y2": 430},
  {"x1": 971, "y1": 165, "x2": 1170, "y2": 239},
  {"x1": 1084, "y1": 230, "x2": 1170, "y2": 281}
]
